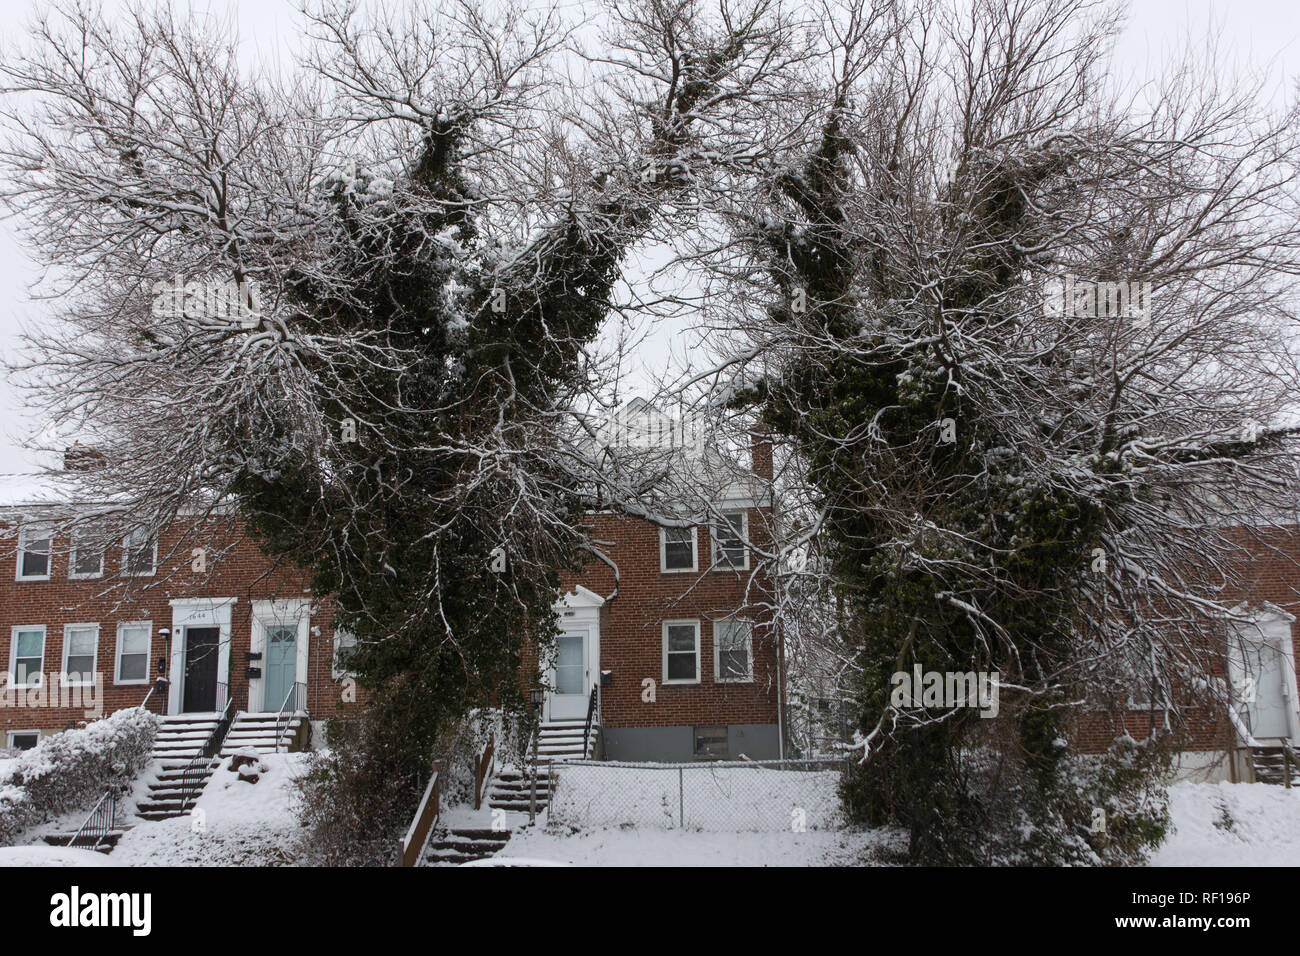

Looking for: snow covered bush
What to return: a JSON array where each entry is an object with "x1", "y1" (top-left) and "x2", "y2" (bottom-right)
[
  {"x1": 842, "y1": 730, "x2": 1171, "y2": 866},
  {"x1": 0, "y1": 707, "x2": 157, "y2": 845}
]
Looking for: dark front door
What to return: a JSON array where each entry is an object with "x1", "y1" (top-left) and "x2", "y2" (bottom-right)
[{"x1": 182, "y1": 627, "x2": 220, "y2": 713}]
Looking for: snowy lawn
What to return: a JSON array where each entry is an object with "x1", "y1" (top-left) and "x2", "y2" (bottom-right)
[
  {"x1": 496, "y1": 820, "x2": 902, "y2": 866},
  {"x1": 548, "y1": 762, "x2": 845, "y2": 831},
  {"x1": 1150, "y1": 781, "x2": 1300, "y2": 867},
  {"x1": 0, "y1": 846, "x2": 114, "y2": 867},
  {"x1": 110, "y1": 752, "x2": 308, "y2": 866}
]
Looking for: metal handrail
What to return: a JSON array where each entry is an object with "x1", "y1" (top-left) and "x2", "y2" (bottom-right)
[
  {"x1": 176, "y1": 698, "x2": 235, "y2": 812},
  {"x1": 139, "y1": 677, "x2": 168, "y2": 714},
  {"x1": 273, "y1": 681, "x2": 307, "y2": 753},
  {"x1": 67, "y1": 788, "x2": 118, "y2": 851},
  {"x1": 581, "y1": 685, "x2": 599, "y2": 758}
]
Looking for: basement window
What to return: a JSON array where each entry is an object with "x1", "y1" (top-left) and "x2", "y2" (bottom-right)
[
  {"x1": 6, "y1": 731, "x2": 38, "y2": 751},
  {"x1": 694, "y1": 726, "x2": 728, "y2": 759}
]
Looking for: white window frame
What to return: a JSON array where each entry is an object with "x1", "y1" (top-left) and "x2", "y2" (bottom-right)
[
  {"x1": 122, "y1": 529, "x2": 157, "y2": 577},
  {"x1": 16, "y1": 522, "x2": 53, "y2": 581},
  {"x1": 659, "y1": 525, "x2": 698, "y2": 574},
  {"x1": 712, "y1": 510, "x2": 750, "y2": 571},
  {"x1": 61, "y1": 623, "x2": 100, "y2": 687},
  {"x1": 69, "y1": 531, "x2": 105, "y2": 580},
  {"x1": 713, "y1": 616, "x2": 754, "y2": 683},
  {"x1": 6, "y1": 730, "x2": 39, "y2": 750},
  {"x1": 332, "y1": 628, "x2": 358, "y2": 680},
  {"x1": 115, "y1": 621, "x2": 153, "y2": 685},
  {"x1": 662, "y1": 619, "x2": 701, "y2": 685},
  {"x1": 9, "y1": 625, "x2": 46, "y2": 689}
]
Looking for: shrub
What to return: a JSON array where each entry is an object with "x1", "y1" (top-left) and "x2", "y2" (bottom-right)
[{"x1": 0, "y1": 707, "x2": 157, "y2": 845}]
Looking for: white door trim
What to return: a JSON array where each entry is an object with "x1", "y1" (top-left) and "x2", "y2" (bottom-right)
[
  {"x1": 1227, "y1": 601, "x2": 1299, "y2": 744},
  {"x1": 546, "y1": 586, "x2": 603, "y2": 722},
  {"x1": 250, "y1": 599, "x2": 312, "y2": 712},
  {"x1": 167, "y1": 598, "x2": 237, "y2": 715}
]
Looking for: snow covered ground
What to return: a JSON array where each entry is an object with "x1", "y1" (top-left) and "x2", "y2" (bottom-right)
[
  {"x1": 109, "y1": 752, "x2": 308, "y2": 866},
  {"x1": 496, "y1": 819, "x2": 903, "y2": 866},
  {"x1": 548, "y1": 762, "x2": 845, "y2": 831},
  {"x1": 0, "y1": 846, "x2": 114, "y2": 867},
  {"x1": 1150, "y1": 781, "x2": 1300, "y2": 867},
  {"x1": 3, "y1": 753, "x2": 1295, "y2": 866}
]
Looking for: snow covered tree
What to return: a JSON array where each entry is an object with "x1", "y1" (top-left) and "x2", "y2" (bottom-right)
[
  {"x1": 704, "y1": 0, "x2": 1300, "y2": 863},
  {"x1": 0, "y1": 0, "x2": 805, "y2": 856}
]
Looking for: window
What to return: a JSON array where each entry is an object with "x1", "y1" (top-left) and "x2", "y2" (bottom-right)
[
  {"x1": 116, "y1": 623, "x2": 152, "y2": 684},
  {"x1": 662, "y1": 620, "x2": 701, "y2": 684},
  {"x1": 6, "y1": 731, "x2": 38, "y2": 751},
  {"x1": 660, "y1": 525, "x2": 697, "y2": 573},
  {"x1": 712, "y1": 511, "x2": 749, "y2": 570},
  {"x1": 62, "y1": 624, "x2": 99, "y2": 686},
  {"x1": 10, "y1": 627, "x2": 45, "y2": 688},
  {"x1": 16, "y1": 523, "x2": 52, "y2": 580},
  {"x1": 694, "y1": 725, "x2": 728, "y2": 758},
  {"x1": 333, "y1": 629, "x2": 358, "y2": 680},
  {"x1": 70, "y1": 531, "x2": 104, "y2": 579},
  {"x1": 123, "y1": 529, "x2": 156, "y2": 576},
  {"x1": 714, "y1": 617, "x2": 753, "y2": 682}
]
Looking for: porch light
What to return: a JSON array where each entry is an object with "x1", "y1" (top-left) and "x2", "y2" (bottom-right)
[{"x1": 529, "y1": 688, "x2": 545, "y2": 709}]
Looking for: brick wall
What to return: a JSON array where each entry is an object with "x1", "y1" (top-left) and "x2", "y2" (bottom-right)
[{"x1": 0, "y1": 514, "x2": 354, "y2": 738}]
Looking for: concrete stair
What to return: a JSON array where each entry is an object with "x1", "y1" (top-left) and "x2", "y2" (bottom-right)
[
  {"x1": 220, "y1": 711, "x2": 309, "y2": 756},
  {"x1": 423, "y1": 827, "x2": 511, "y2": 866},
  {"x1": 43, "y1": 828, "x2": 129, "y2": 852},
  {"x1": 487, "y1": 768, "x2": 553, "y2": 813},
  {"x1": 134, "y1": 712, "x2": 229, "y2": 821},
  {"x1": 484, "y1": 720, "x2": 598, "y2": 814},
  {"x1": 535, "y1": 719, "x2": 599, "y2": 762}
]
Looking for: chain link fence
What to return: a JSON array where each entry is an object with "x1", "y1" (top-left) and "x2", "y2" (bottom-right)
[{"x1": 547, "y1": 758, "x2": 851, "y2": 832}]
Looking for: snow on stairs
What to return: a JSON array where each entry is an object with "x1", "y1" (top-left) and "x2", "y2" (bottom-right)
[
  {"x1": 1251, "y1": 746, "x2": 1297, "y2": 785},
  {"x1": 135, "y1": 713, "x2": 225, "y2": 821},
  {"x1": 42, "y1": 829, "x2": 129, "y2": 852},
  {"x1": 487, "y1": 768, "x2": 553, "y2": 812},
  {"x1": 485, "y1": 720, "x2": 597, "y2": 813},
  {"x1": 220, "y1": 711, "x2": 309, "y2": 756},
  {"x1": 536, "y1": 719, "x2": 598, "y2": 763},
  {"x1": 423, "y1": 827, "x2": 511, "y2": 866}
]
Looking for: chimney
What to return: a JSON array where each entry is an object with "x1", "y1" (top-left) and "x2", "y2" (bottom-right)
[{"x1": 63, "y1": 443, "x2": 106, "y2": 472}]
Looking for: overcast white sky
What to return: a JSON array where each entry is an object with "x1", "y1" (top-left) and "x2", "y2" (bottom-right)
[{"x1": 0, "y1": 0, "x2": 1296, "y2": 473}]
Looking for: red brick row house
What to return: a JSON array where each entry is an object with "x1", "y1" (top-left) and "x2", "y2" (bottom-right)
[{"x1": 0, "y1": 442, "x2": 783, "y2": 763}]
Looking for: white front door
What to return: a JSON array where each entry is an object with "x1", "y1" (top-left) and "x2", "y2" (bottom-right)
[
  {"x1": 1243, "y1": 634, "x2": 1294, "y2": 739},
  {"x1": 548, "y1": 629, "x2": 590, "y2": 720},
  {"x1": 1233, "y1": 609, "x2": 1298, "y2": 742}
]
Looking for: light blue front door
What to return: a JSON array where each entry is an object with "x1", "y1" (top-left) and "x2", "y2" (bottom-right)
[{"x1": 264, "y1": 625, "x2": 298, "y2": 712}]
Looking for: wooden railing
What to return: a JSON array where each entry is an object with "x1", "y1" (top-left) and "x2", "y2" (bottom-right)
[
  {"x1": 400, "y1": 761, "x2": 442, "y2": 867},
  {"x1": 473, "y1": 732, "x2": 496, "y2": 810}
]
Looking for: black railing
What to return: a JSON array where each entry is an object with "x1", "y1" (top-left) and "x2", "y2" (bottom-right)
[
  {"x1": 581, "y1": 685, "x2": 599, "y2": 758},
  {"x1": 176, "y1": 698, "x2": 235, "y2": 812},
  {"x1": 67, "y1": 788, "x2": 118, "y2": 851}
]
